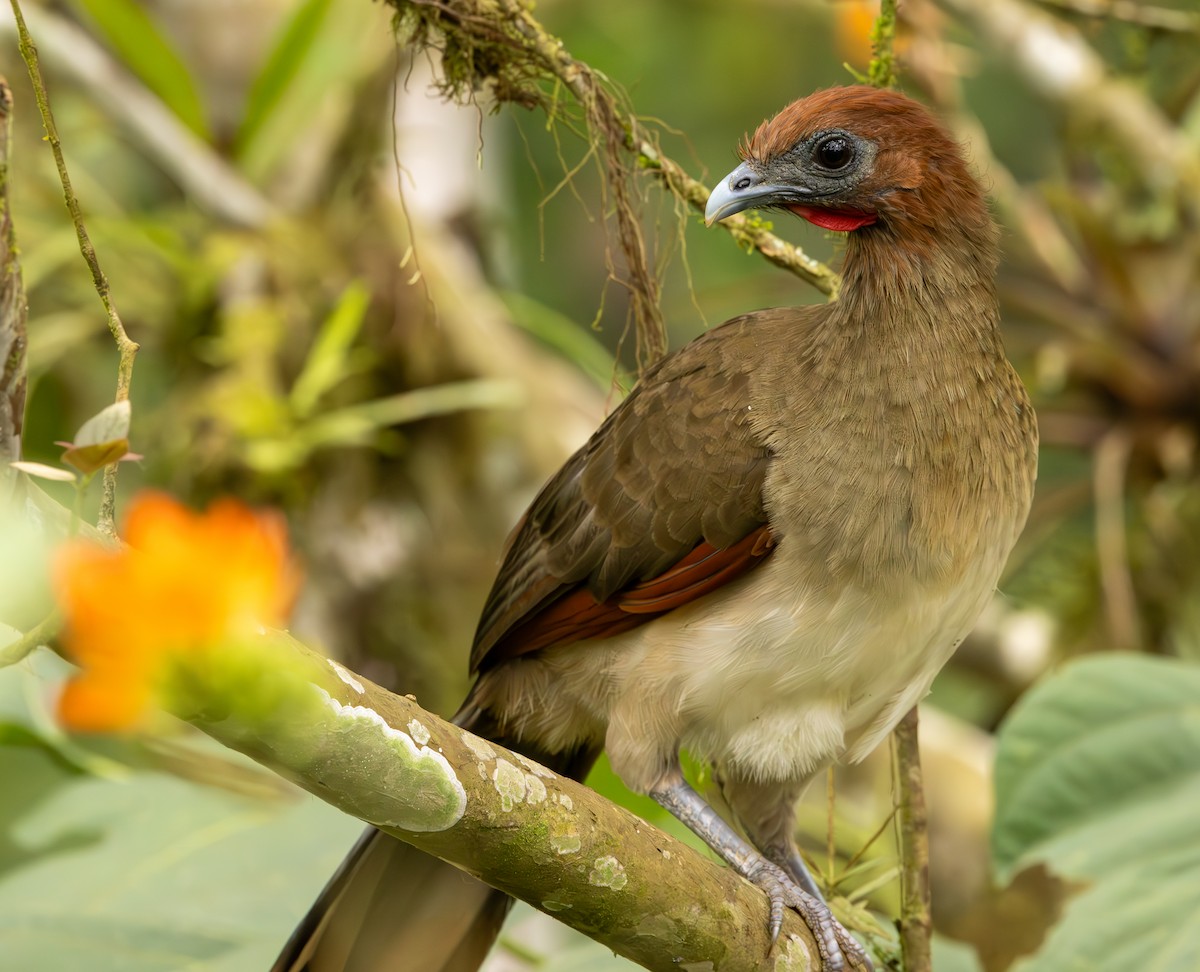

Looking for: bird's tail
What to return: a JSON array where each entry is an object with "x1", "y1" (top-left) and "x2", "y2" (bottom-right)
[{"x1": 270, "y1": 702, "x2": 599, "y2": 972}]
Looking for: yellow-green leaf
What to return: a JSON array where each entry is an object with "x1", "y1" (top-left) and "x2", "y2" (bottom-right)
[
  {"x1": 60, "y1": 440, "x2": 131, "y2": 476},
  {"x1": 290, "y1": 280, "x2": 372, "y2": 419}
]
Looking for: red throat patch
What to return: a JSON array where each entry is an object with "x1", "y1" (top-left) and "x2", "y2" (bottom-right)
[{"x1": 789, "y1": 205, "x2": 877, "y2": 232}]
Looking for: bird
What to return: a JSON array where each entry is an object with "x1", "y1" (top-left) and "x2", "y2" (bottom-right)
[{"x1": 274, "y1": 85, "x2": 1038, "y2": 972}]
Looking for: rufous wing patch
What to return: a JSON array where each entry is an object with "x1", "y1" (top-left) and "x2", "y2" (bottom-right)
[{"x1": 480, "y1": 525, "x2": 775, "y2": 667}]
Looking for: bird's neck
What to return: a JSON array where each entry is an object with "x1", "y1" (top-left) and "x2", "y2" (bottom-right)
[
  {"x1": 833, "y1": 211, "x2": 1003, "y2": 362},
  {"x1": 760, "y1": 211, "x2": 1027, "y2": 590}
]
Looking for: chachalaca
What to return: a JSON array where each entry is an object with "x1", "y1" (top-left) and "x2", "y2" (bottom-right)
[{"x1": 274, "y1": 84, "x2": 1038, "y2": 972}]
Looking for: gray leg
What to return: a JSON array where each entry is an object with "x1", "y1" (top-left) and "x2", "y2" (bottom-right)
[
  {"x1": 651, "y1": 773, "x2": 871, "y2": 972},
  {"x1": 717, "y1": 770, "x2": 827, "y2": 903}
]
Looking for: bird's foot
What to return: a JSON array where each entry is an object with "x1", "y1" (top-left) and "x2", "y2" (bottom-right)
[
  {"x1": 647, "y1": 775, "x2": 870, "y2": 970},
  {"x1": 744, "y1": 859, "x2": 872, "y2": 972}
]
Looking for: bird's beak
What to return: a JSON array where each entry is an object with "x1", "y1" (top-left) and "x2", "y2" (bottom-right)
[{"x1": 704, "y1": 162, "x2": 800, "y2": 226}]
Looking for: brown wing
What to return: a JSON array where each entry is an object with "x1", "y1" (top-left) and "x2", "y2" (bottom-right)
[{"x1": 471, "y1": 314, "x2": 776, "y2": 672}]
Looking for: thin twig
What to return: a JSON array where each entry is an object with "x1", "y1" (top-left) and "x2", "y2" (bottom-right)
[
  {"x1": 10, "y1": 0, "x2": 137, "y2": 536},
  {"x1": 0, "y1": 75, "x2": 26, "y2": 464},
  {"x1": 840, "y1": 805, "x2": 900, "y2": 878},
  {"x1": 826, "y1": 766, "x2": 837, "y2": 885},
  {"x1": 1093, "y1": 426, "x2": 1141, "y2": 650},
  {"x1": 493, "y1": 0, "x2": 666, "y2": 365},
  {"x1": 892, "y1": 706, "x2": 932, "y2": 972}
]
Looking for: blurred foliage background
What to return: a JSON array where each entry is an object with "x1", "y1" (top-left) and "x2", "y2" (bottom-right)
[{"x1": 1, "y1": 0, "x2": 1199, "y2": 969}]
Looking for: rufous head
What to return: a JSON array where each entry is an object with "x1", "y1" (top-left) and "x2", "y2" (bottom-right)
[{"x1": 705, "y1": 86, "x2": 984, "y2": 236}]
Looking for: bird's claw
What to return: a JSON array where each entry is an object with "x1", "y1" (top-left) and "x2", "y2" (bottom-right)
[{"x1": 747, "y1": 862, "x2": 872, "y2": 972}]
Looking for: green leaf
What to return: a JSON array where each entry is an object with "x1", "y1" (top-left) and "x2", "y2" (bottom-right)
[
  {"x1": 993, "y1": 654, "x2": 1200, "y2": 879},
  {"x1": 992, "y1": 655, "x2": 1200, "y2": 972},
  {"x1": 230, "y1": 0, "x2": 384, "y2": 181},
  {"x1": 932, "y1": 935, "x2": 985, "y2": 972},
  {"x1": 1014, "y1": 846, "x2": 1200, "y2": 972},
  {"x1": 61, "y1": 440, "x2": 136, "y2": 476},
  {"x1": 290, "y1": 280, "x2": 372, "y2": 419},
  {"x1": 73, "y1": 400, "x2": 131, "y2": 448},
  {"x1": 67, "y1": 0, "x2": 209, "y2": 137},
  {"x1": 0, "y1": 730, "x2": 362, "y2": 971},
  {"x1": 234, "y1": 0, "x2": 334, "y2": 172}
]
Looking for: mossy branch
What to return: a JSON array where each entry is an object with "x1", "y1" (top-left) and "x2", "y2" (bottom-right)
[
  {"x1": 9, "y1": 0, "x2": 138, "y2": 536},
  {"x1": 868, "y1": 0, "x2": 900, "y2": 90},
  {"x1": 177, "y1": 631, "x2": 829, "y2": 972},
  {"x1": 386, "y1": 0, "x2": 840, "y2": 324}
]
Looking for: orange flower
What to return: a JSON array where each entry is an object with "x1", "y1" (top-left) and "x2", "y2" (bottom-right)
[
  {"x1": 55, "y1": 492, "x2": 299, "y2": 732},
  {"x1": 834, "y1": 0, "x2": 879, "y2": 69},
  {"x1": 833, "y1": 0, "x2": 910, "y2": 73}
]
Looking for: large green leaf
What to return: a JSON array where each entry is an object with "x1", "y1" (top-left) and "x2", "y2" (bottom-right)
[
  {"x1": 67, "y1": 0, "x2": 209, "y2": 137},
  {"x1": 992, "y1": 654, "x2": 1200, "y2": 972}
]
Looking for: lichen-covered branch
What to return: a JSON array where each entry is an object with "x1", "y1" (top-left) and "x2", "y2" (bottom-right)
[
  {"x1": 386, "y1": 0, "x2": 839, "y2": 316},
  {"x1": 0, "y1": 77, "x2": 25, "y2": 465},
  {"x1": 179, "y1": 632, "x2": 821, "y2": 972}
]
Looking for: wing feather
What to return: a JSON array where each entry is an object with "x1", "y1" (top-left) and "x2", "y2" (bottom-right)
[{"x1": 470, "y1": 314, "x2": 781, "y2": 672}]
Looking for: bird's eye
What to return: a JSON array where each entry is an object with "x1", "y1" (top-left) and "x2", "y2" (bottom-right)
[{"x1": 815, "y1": 136, "x2": 853, "y2": 170}]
